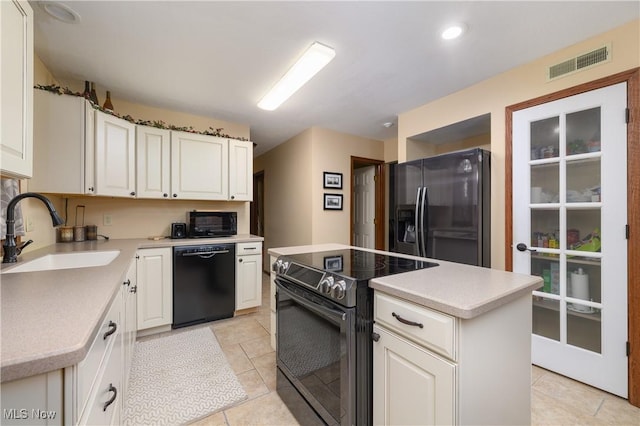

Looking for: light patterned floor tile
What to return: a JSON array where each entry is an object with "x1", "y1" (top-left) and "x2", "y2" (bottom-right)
[
  {"x1": 236, "y1": 369, "x2": 270, "y2": 400},
  {"x1": 224, "y1": 392, "x2": 299, "y2": 426},
  {"x1": 240, "y1": 335, "x2": 274, "y2": 359},
  {"x1": 221, "y1": 343, "x2": 254, "y2": 375}
]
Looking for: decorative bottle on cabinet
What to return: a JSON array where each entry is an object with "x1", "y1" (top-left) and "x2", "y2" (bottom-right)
[
  {"x1": 103, "y1": 91, "x2": 114, "y2": 111},
  {"x1": 89, "y1": 82, "x2": 99, "y2": 104},
  {"x1": 82, "y1": 81, "x2": 91, "y2": 99}
]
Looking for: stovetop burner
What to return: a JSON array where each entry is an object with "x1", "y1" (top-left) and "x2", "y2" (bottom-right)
[{"x1": 284, "y1": 248, "x2": 438, "y2": 282}]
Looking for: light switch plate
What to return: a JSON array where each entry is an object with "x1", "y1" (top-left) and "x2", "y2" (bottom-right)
[{"x1": 103, "y1": 214, "x2": 112, "y2": 226}]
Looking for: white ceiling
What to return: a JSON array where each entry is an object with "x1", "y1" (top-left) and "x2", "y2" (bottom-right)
[{"x1": 30, "y1": 1, "x2": 639, "y2": 156}]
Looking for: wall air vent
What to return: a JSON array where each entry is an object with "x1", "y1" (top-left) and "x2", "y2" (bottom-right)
[{"x1": 548, "y1": 44, "x2": 610, "y2": 81}]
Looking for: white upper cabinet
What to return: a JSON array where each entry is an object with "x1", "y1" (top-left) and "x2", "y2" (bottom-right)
[
  {"x1": 31, "y1": 90, "x2": 253, "y2": 201},
  {"x1": 31, "y1": 90, "x2": 95, "y2": 194},
  {"x1": 95, "y1": 111, "x2": 136, "y2": 197},
  {"x1": 171, "y1": 131, "x2": 228, "y2": 200},
  {"x1": 0, "y1": 0, "x2": 33, "y2": 178},
  {"x1": 136, "y1": 126, "x2": 171, "y2": 199},
  {"x1": 229, "y1": 139, "x2": 253, "y2": 201}
]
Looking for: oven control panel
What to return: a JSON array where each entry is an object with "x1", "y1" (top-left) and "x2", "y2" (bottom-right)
[{"x1": 273, "y1": 258, "x2": 356, "y2": 305}]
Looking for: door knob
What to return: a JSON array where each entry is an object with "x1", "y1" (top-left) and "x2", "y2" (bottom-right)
[{"x1": 516, "y1": 243, "x2": 537, "y2": 252}]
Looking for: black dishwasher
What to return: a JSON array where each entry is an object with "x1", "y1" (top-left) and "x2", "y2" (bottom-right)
[{"x1": 173, "y1": 244, "x2": 235, "y2": 328}]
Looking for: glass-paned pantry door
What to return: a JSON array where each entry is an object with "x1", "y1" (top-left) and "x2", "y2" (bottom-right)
[{"x1": 512, "y1": 82, "x2": 627, "y2": 397}]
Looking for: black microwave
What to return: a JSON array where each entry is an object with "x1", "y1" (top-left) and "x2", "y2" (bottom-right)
[{"x1": 188, "y1": 211, "x2": 237, "y2": 238}]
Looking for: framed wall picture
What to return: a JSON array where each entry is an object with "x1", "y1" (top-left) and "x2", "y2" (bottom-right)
[
  {"x1": 323, "y1": 172, "x2": 343, "y2": 189},
  {"x1": 324, "y1": 255, "x2": 343, "y2": 272},
  {"x1": 323, "y1": 193, "x2": 343, "y2": 210}
]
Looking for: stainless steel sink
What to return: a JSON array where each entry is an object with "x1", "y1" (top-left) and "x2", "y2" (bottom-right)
[{"x1": 2, "y1": 250, "x2": 120, "y2": 274}]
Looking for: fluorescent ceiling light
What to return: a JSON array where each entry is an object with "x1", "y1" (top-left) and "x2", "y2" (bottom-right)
[
  {"x1": 442, "y1": 24, "x2": 466, "y2": 40},
  {"x1": 258, "y1": 42, "x2": 335, "y2": 111}
]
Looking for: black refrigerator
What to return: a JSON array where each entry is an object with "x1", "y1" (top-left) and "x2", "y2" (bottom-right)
[{"x1": 391, "y1": 148, "x2": 491, "y2": 267}]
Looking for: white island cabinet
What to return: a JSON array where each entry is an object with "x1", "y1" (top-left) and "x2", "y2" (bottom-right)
[{"x1": 373, "y1": 291, "x2": 532, "y2": 425}]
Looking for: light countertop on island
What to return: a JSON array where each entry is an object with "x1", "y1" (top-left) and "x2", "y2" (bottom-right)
[
  {"x1": 269, "y1": 244, "x2": 542, "y2": 319},
  {"x1": 1, "y1": 235, "x2": 263, "y2": 383}
]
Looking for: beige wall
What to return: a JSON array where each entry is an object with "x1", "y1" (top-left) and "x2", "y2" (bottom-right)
[
  {"x1": 310, "y1": 127, "x2": 385, "y2": 245},
  {"x1": 253, "y1": 129, "x2": 313, "y2": 259},
  {"x1": 19, "y1": 56, "x2": 251, "y2": 253},
  {"x1": 398, "y1": 19, "x2": 640, "y2": 270},
  {"x1": 253, "y1": 127, "x2": 384, "y2": 258}
]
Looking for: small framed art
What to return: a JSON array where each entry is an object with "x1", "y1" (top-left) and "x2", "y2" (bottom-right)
[
  {"x1": 323, "y1": 172, "x2": 343, "y2": 189},
  {"x1": 323, "y1": 193, "x2": 343, "y2": 210}
]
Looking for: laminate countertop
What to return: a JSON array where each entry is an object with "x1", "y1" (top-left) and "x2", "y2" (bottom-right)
[
  {"x1": 0, "y1": 235, "x2": 263, "y2": 383},
  {"x1": 269, "y1": 244, "x2": 542, "y2": 319}
]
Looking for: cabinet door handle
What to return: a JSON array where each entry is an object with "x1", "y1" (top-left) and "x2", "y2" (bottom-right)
[
  {"x1": 231, "y1": 195, "x2": 235, "y2": 200},
  {"x1": 123, "y1": 279, "x2": 130, "y2": 287},
  {"x1": 372, "y1": 332, "x2": 380, "y2": 342},
  {"x1": 173, "y1": 194, "x2": 178, "y2": 198},
  {"x1": 130, "y1": 285, "x2": 137, "y2": 294},
  {"x1": 88, "y1": 187, "x2": 94, "y2": 192},
  {"x1": 392, "y1": 312, "x2": 424, "y2": 328},
  {"x1": 238, "y1": 258, "x2": 243, "y2": 263},
  {"x1": 130, "y1": 191, "x2": 136, "y2": 196},
  {"x1": 163, "y1": 193, "x2": 168, "y2": 198},
  {"x1": 103, "y1": 384, "x2": 117, "y2": 411},
  {"x1": 103, "y1": 321, "x2": 117, "y2": 339}
]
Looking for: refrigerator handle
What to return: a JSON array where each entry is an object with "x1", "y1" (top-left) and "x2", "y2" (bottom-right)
[
  {"x1": 420, "y1": 187, "x2": 429, "y2": 257},
  {"x1": 414, "y1": 187, "x2": 422, "y2": 255}
]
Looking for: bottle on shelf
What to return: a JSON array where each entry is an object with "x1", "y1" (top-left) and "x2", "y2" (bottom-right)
[
  {"x1": 103, "y1": 91, "x2": 114, "y2": 111},
  {"x1": 90, "y1": 82, "x2": 99, "y2": 104}
]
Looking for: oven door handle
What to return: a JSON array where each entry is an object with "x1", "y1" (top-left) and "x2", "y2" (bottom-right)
[{"x1": 276, "y1": 280, "x2": 347, "y2": 322}]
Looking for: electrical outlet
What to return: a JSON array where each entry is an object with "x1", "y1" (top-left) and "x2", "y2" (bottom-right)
[
  {"x1": 103, "y1": 214, "x2": 112, "y2": 226},
  {"x1": 25, "y1": 216, "x2": 33, "y2": 232}
]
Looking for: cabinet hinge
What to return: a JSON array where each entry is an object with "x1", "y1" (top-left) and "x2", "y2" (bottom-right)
[
  {"x1": 626, "y1": 224, "x2": 630, "y2": 239},
  {"x1": 626, "y1": 108, "x2": 630, "y2": 124},
  {"x1": 627, "y1": 341, "x2": 631, "y2": 357}
]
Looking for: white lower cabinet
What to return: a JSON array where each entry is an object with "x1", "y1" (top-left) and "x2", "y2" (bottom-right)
[
  {"x1": 122, "y1": 258, "x2": 137, "y2": 395},
  {"x1": 136, "y1": 247, "x2": 173, "y2": 331},
  {"x1": 0, "y1": 258, "x2": 139, "y2": 426},
  {"x1": 235, "y1": 242, "x2": 263, "y2": 310},
  {"x1": 373, "y1": 325, "x2": 455, "y2": 425},
  {"x1": 0, "y1": 371, "x2": 63, "y2": 425},
  {"x1": 373, "y1": 291, "x2": 532, "y2": 425}
]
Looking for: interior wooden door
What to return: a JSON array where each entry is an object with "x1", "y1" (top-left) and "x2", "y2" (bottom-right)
[{"x1": 512, "y1": 82, "x2": 628, "y2": 397}]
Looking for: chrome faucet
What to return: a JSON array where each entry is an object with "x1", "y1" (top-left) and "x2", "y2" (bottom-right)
[{"x1": 2, "y1": 192, "x2": 65, "y2": 263}]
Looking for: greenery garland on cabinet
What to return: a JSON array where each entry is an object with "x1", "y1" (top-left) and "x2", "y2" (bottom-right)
[{"x1": 35, "y1": 84, "x2": 249, "y2": 141}]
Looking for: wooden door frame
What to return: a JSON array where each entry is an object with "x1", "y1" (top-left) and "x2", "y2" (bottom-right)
[
  {"x1": 504, "y1": 68, "x2": 640, "y2": 406},
  {"x1": 350, "y1": 156, "x2": 385, "y2": 250}
]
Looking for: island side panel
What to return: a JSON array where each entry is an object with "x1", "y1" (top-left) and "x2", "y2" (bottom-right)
[{"x1": 457, "y1": 293, "x2": 532, "y2": 425}]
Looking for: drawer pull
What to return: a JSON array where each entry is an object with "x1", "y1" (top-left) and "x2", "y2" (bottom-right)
[
  {"x1": 103, "y1": 321, "x2": 117, "y2": 340},
  {"x1": 103, "y1": 384, "x2": 117, "y2": 411},
  {"x1": 392, "y1": 312, "x2": 424, "y2": 328}
]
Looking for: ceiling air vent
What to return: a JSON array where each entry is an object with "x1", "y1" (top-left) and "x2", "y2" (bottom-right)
[{"x1": 548, "y1": 44, "x2": 610, "y2": 81}]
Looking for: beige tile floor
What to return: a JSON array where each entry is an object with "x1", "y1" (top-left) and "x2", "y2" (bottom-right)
[{"x1": 181, "y1": 274, "x2": 640, "y2": 425}]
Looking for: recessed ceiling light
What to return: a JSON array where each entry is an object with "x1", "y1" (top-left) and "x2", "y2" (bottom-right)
[
  {"x1": 258, "y1": 42, "x2": 336, "y2": 111},
  {"x1": 441, "y1": 24, "x2": 466, "y2": 40},
  {"x1": 40, "y1": 1, "x2": 81, "y2": 24}
]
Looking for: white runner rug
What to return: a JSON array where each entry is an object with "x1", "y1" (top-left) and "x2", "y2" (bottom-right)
[{"x1": 123, "y1": 327, "x2": 247, "y2": 425}]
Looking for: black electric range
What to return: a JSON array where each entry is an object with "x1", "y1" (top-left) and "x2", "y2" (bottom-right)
[{"x1": 273, "y1": 248, "x2": 438, "y2": 425}]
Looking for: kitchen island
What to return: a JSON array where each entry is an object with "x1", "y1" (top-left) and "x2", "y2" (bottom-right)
[{"x1": 269, "y1": 244, "x2": 542, "y2": 425}]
